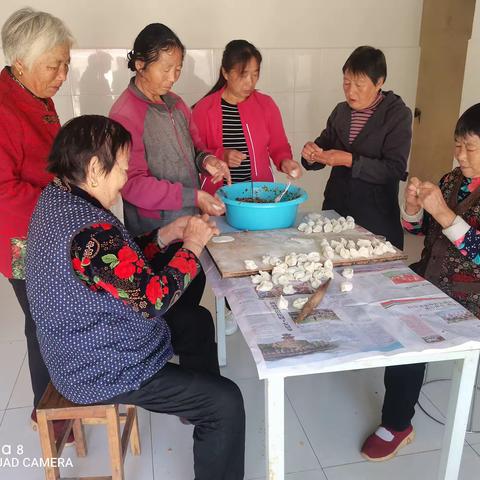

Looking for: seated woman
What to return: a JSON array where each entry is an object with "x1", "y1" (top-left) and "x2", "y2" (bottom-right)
[
  {"x1": 191, "y1": 39, "x2": 301, "y2": 194},
  {"x1": 361, "y1": 103, "x2": 480, "y2": 461},
  {"x1": 301, "y1": 46, "x2": 412, "y2": 249},
  {"x1": 25, "y1": 115, "x2": 245, "y2": 480}
]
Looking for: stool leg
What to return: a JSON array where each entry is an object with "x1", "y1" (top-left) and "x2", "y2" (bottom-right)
[
  {"x1": 72, "y1": 419, "x2": 87, "y2": 457},
  {"x1": 127, "y1": 406, "x2": 141, "y2": 456},
  {"x1": 106, "y1": 405, "x2": 125, "y2": 480},
  {"x1": 36, "y1": 410, "x2": 60, "y2": 480}
]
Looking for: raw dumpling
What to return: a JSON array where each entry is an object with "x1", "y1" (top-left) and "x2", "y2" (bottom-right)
[{"x1": 292, "y1": 297, "x2": 309, "y2": 309}]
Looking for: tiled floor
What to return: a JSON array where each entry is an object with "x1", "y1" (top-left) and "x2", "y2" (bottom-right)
[{"x1": 1, "y1": 234, "x2": 479, "y2": 479}]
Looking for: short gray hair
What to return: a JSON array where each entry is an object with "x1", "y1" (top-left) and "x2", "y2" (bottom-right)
[{"x1": 1, "y1": 7, "x2": 74, "y2": 69}]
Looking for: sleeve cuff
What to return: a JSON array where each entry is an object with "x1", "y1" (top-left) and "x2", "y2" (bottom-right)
[
  {"x1": 442, "y1": 215, "x2": 471, "y2": 243},
  {"x1": 400, "y1": 203, "x2": 424, "y2": 222}
]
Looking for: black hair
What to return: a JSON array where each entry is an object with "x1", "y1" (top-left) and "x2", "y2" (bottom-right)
[
  {"x1": 342, "y1": 46, "x2": 387, "y2": 85},
  {"x1": 454, "y1": 103, "x2": 480, "y2": 139},
  {"x1": 48, "y1": 115, "x2": 132, "y2": 184},
  {"x1": 204, "y1": 39, "x2": 262, "y2": 98},
  {"x1": 127, "y1": 23, "x2": 185, "y2": 72}
]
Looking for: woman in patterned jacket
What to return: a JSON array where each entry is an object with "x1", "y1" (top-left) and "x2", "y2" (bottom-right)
[{"x1": 361, "y1": 103, "x2": 480, "y2": 462}]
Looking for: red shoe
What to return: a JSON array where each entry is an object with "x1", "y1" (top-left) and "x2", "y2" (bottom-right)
[
  {"x1": 31, "y1": 409, "x2": 75, "y2": 447},
  {"x1": 361, "y1": 425, "x2": 415, "y2": 461}
]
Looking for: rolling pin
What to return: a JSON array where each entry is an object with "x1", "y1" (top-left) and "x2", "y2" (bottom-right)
[{"x1": 294, "y1": 278, "x2": 331, "y2": 324}]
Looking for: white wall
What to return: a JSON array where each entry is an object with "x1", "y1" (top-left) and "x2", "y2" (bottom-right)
[
  {"x1": 460, "y1": 1, "x2": 480, "y2": 116},
  {"x1": 0, "y1": 0, "x2": 422, "y2": 211}
]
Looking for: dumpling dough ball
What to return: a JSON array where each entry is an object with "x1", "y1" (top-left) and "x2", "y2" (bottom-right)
[
  {"x1": 342, "y1": 267, "x2": 354, "y2": 279},
  {"x1": 277, "y1": 295, "x2": 289, "y2": 310},
  {"x1": 245, "y1": 260, "x2": 258, "y2": 270},
  {"x1": 292, "y1": 297, "x2": 309, "y2": 309},
  {"x1": 323, "y1": 222, "x2": 333, "y2": 233},
  {"x1": 340, "y1": 281, "x2": 353, "y2": 292},
  {"x1": 257, "y1": 280, "x2": 274, "y2": 292}
]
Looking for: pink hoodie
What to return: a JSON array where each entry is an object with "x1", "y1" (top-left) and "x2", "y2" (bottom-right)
[{"x1": 191, "y1": 88, "x2": 293, "y2": 194}]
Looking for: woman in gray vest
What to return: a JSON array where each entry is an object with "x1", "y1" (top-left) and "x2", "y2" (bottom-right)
[{"x1": 25, "y1": 115, "x2": 245, "y2": 480}]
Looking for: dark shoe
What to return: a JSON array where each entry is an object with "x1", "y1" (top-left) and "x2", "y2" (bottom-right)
[
  {"x1": 361, "y1": 425, "x2": 414, "y2": 461},
  {"x1": 31, "y1": 409, "x2": 75, "y2": 447}
]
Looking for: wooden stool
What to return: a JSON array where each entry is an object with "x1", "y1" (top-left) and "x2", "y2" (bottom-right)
[{"x1": 36, "y1": 382, "x2": 141, "y2": 480}]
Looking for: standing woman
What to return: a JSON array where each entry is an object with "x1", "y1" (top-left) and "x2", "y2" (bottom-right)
[
  {"x1": 110, "y1": 23, "x2": 228, "y2": 373},
  {"x1": 0, "y1": 7, "x2": 73, "y2": 426},
  {"x1": 191, "y1": 39, "x2": 302, "y2": 195},
  {"x1": 301, "y1": 46, "x2": 412, "y2": 249},
  {"x1": 110, "y1": 23, "x2": 229, "y2": 236}
]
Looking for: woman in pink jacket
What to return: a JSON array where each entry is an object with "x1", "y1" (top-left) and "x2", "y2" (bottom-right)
[{"x1": 191, "y1": 40, "x2": 301, "y2": 195}]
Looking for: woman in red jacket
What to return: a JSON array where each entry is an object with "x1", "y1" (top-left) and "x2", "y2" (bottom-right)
[
  {"x1": 0, "y1": 8, "x2": 73, "y2": 433},
  {"x1": 191, "y1": 40, "x2": 302, "y2": 195}
]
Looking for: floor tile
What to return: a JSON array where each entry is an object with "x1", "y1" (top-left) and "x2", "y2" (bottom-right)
[
  {"x1": 0, "y1": 341, "x2": 26, "y2": 410},
  {"x1": 9, "y1": 357, "x2": 33, "y2": 409},
  {"x1": 0, "y1": 277, "x2": 25, "y2": 342},
  {"x1": 151, "y1": 410, "x2": 195, "y2": 479},
  {"x1": 249, "y1": 468, "x2": 328, "y2": 480},
  {"x1": 286, "y1": 367, "x2": 457, "y2": 468},
  {"x1": 323, "y1": 445, "x2": 480, "y2": 480},
  {"x1": 220, "y1": 330, "x2": 261, "y2": 381},
  {"x1": 421, "y1": 374, "x2": 480, "y2": 445},
  {"x1": 238, "y1": 378, "x2": 320, "y2": 479}
]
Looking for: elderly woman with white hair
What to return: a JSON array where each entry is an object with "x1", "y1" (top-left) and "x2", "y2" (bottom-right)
[{"x1": 0, "y1": 7, "x2": 73, "y2": 437}]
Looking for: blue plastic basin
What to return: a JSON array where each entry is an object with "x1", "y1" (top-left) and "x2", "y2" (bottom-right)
[{"x1": 217, "y1": 182, "x2": 308, "y2": 231}]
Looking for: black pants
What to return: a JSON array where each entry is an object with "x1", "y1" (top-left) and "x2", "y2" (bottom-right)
[
  {"x1": 9, "y1": 279, "x2": 51, "y2": 407},
  {"x1": 382, "y1": 363, "x2": 426, "y2": 431},
  {"x1": 103, "y1": 363, "x2": 245, "y2": 480},
  {"x1": 152, "y1": 242, "x2": 220, "y2": 375}
]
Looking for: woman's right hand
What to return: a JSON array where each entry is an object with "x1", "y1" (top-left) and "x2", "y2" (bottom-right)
[
  {"x1": 182, "y1": 214, "x2": 220, "y2": 256},
  {"x1": 223, "y1": 148, "x2": 247, "y2": 167},
  {"x1": 301, "y1": 141, "x2": 324, "y2": 163},
  {"x1": 404, "y1": 176, "x2": 422, "y2": 215},
  {"x1": 197, "y1": 190, "x2": 226, "y2": 216}
]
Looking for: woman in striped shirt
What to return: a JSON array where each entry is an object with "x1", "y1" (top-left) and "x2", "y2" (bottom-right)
[{"x1": 191, "y1": 40, "x2": 302, "y2": 194}]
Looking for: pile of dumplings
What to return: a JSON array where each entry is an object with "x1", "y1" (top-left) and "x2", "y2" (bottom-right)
[
  {"x1": 250, "y1": 251, "x2": 334, "y2": 293},
  {"x1": 319, "y1": 236, "x2": 396, "y2": 260},
  {"x1": 298, "y1": 214, "x2": 355, "y2": 234}
]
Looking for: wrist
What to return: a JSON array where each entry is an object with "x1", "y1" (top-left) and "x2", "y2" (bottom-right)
[{"x1": 183, "y1": 239, "x2": 204, "y2": 256}]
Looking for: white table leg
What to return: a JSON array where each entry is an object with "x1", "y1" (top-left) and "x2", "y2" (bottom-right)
[
  {"x1": 215, "y1": 296, "x2": 227, "y2": 367},
  {"x1": 438, "y1": 350, "x2": 480, "y2": 480},
  {"x1": 265, "y1": 377, "x2": 285, "y2": 480}
]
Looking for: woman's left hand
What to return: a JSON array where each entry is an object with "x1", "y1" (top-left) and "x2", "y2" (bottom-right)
[
  {"x1": 158, "y1": 215, "x2": 192, "y2": 244},
  {"x1": 417, "y1": 181, "x2": 456, "y2": 228},
  {"x1": 280, "y1": 159, "x2": 302, "y2": 179},
  {"x1": 315, "y1": 149, "x2": 353, "y2": 167},
  {"x1": 203, "y1": 156, "x2": 232, "y2": 185}
]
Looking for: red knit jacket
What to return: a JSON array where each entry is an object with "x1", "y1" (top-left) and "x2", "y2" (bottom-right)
[{"x1": 0, "y1": 68, "x2": 59, "y2": 278}]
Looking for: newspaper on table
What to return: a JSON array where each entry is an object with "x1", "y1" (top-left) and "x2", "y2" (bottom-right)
[{"x1": 202, "y1": 253, "x2": 480, "y2": 378}]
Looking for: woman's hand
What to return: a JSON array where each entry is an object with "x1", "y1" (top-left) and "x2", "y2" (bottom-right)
[
  {"x1": 404, "y1": 177, "x2": 422, "y2": 215},
  {"x1": 182, "y1": 214, "x2": 220, "y2": 256},
  {"x1": 157, "y1": 216, "x2": 191, "y2": 244},
  {"x1": 203, "y1": 156, "x2": 232, "y2": 185},
  {"x1": 417, "y1": 181, "x2": 456, "y2": 228},
  {"x1": 197, "y1": 190, "x2": 226, "y2": 216},
  {"x1": 314, "y1": 149, "x2": 353, "y2": 167},
  {"x1": 280, "y1": 159, "x2": 302, "y2": 179},
  {"x1": 223, "y1": 149, "x2": 247, "y2": 167},
  {"x1": 301, "y1": 141, "x2": 324, "y2": 163}
]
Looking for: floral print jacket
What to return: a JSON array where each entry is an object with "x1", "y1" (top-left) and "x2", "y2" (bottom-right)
[{"x1": 69, "y1": 184, "x2": 200, "y2": 318}]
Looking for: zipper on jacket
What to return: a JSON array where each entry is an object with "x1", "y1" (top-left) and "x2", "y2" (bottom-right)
[
  {"x1": 245, "y1": 123, "x2": 258, "y2": 177},
  {"x1": 166, "y1": 108, "x2": 198, "y2": 188}
]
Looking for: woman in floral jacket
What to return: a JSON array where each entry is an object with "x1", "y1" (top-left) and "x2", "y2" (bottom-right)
[{"x1": 26, "y1": 115, "x2": 245, "y2": 480}]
